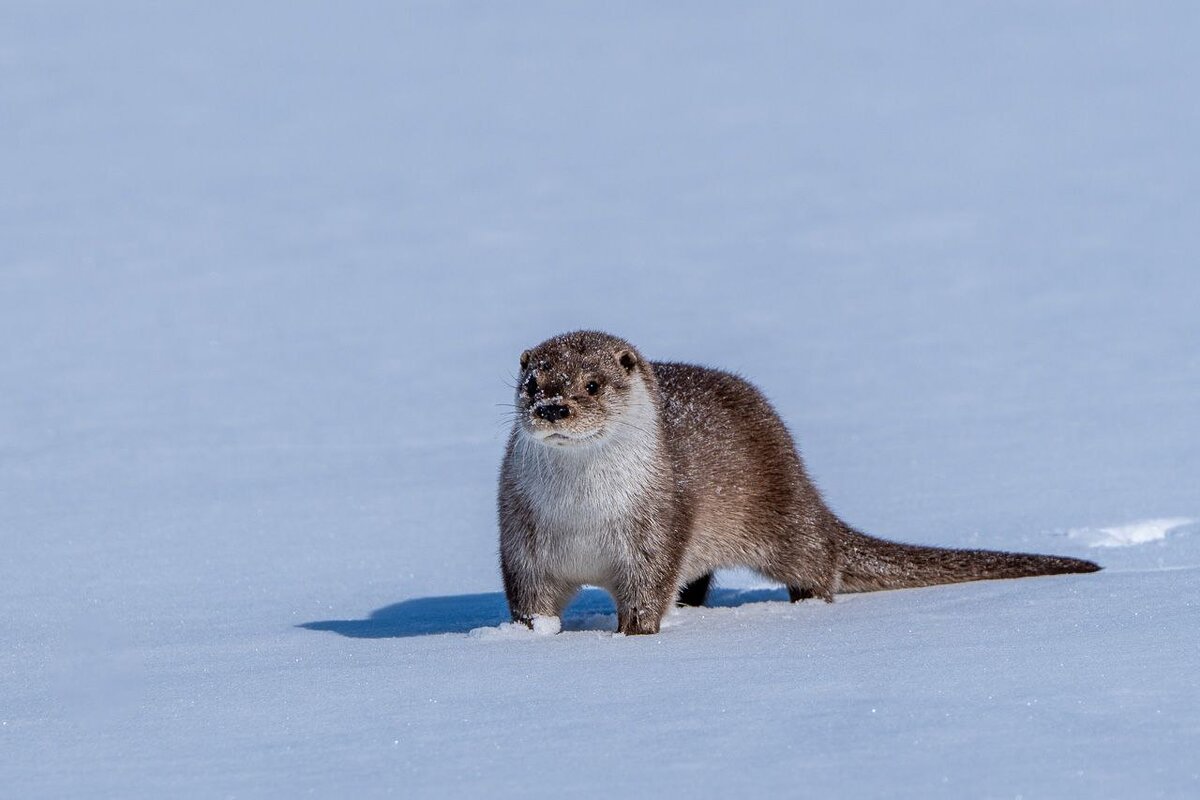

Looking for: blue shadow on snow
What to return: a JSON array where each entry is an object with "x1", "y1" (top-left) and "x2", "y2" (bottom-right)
[{"x1": 299, "y1": 585, "x2": 791, "y2": 639}]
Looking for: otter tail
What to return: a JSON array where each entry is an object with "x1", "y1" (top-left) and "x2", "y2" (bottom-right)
[{"x1": 836, "y1": 526, "x2": 1100, "y2": 593}]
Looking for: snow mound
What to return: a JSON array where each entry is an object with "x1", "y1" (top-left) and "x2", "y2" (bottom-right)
[{"x1": 1067, "y1": 517, "x2": 1194, "y2": 548}]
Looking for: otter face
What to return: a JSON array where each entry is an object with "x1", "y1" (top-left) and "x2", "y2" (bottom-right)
[{"x1": 514, "y1": 331, "x2": 643, "y2": 448}]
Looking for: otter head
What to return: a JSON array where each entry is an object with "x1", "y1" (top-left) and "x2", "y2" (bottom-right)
[{"x1": 514, "y1": 331, "x2": 646, "y2": 448}]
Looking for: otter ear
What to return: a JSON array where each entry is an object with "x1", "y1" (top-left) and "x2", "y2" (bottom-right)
[
  {"x1": 617, "y1": 349, "x2": 638, "y2": 372},
  {"x1": 520, "y1": 350, "x2": 531, "y2": 370}
]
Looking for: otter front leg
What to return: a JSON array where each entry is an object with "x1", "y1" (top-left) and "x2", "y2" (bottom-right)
[
  {"x1": 503, "y1": 571, "x2": 576, "y2": 628},
  {"x1": 616, "y1": 589, "x2": 675, "y2": 635},
  {"x1": 501, "y1": 552, "x2": 576, "y2": 629},
  {"x1": 614, "y1": 540, "x2": 682, "y2": 636}
]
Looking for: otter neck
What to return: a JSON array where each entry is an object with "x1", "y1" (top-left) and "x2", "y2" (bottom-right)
[{"x1": 514, "y1": 372, "x2": 662, "y2": 512}]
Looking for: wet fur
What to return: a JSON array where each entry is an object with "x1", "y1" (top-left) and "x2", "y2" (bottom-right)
[{"x1": 499, "y1": 331, "x2": 1100, "y2": 635}]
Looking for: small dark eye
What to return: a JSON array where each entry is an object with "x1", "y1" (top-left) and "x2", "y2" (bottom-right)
[
  {"x1": 524, "y1": 374, "x2": 539, "y2": 397},
  {"x1": 586, "y1": 381, "x2": 600, "y2": 396}
]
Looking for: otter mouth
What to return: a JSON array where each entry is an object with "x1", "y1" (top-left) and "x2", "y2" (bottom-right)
[{"x1": 528, "y1": 426, "x2": 605, "y2": 447}]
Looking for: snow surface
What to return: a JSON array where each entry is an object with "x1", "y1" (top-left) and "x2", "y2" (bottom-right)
[{"x1": 3, "y1": 2, "x2": 1198, "y2": 797}]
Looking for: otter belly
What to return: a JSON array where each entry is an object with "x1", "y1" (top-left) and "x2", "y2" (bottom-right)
[
  {"x1": 526, "y1": 470, "x2": 638, "y2": 587},
  {"x1": 536, "y1": 513, "x2": 624, "y2": 587},
  {"x1": 516, "y1": 441, "x2": 654, "y2": 588}
]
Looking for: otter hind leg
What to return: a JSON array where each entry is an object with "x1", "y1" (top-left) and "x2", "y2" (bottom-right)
[
  {"x1": 679, "y1": 574, "x2": 824, "y2": 606},
  {"x1": 787, "y1": 585, "x2": 815, "y2": 602},
  {"x1": 758, "y1": 539, "x2": 837, "y2": 604},
  {"x1": 677, "y1": 573, "x2": 713, "y2": 607}
]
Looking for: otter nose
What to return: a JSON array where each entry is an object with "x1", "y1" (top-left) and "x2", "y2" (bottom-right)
[{"x1": 534, "y1": 404, "x2": 571, "y2": 422}]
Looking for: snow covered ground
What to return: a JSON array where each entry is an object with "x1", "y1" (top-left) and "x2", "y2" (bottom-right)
[{"x1": 3, "y1": 2, "x2": 1198, "y2": 797}]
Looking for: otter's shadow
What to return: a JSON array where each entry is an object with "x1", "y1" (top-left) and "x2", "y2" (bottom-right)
[{"x1": 300, "y1": 586, "x2": 791, "y2": 639}]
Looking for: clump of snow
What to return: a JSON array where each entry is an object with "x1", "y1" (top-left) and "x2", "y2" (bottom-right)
[
  {"x1": 1067, "y1": 518, "x2": 1194, "y2": 548},
  {"x1": 468, "y1": 615, "x2": 561, "y2": 639}
]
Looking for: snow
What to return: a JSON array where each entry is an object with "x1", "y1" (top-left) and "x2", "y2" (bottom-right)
[
  {"x1": 3, "y1": 1, "x2": 1199, "y2": 797},
  {"x1": 1069, "y1": 517, "x2": 1196, "y2": 548},
  {"x1": 469, "y1": 615, "x2": 563, "y2": 640}
]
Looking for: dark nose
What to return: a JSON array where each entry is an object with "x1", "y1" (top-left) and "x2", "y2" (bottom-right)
[{"x1": 534, "y1": 404, "x2": 571, "y2": 422}]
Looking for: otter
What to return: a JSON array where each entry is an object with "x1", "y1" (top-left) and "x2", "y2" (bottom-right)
[{"x1": 497, "y1": 330, "x2": 1099, "y2": 635}]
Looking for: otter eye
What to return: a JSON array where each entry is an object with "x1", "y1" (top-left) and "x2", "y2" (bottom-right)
[
  {"x1": 524, "y1": 374, "x2": 539, "y2": 398},
  {"x1": 586, "y1": 381, "x2": 599, "y2": 396}
]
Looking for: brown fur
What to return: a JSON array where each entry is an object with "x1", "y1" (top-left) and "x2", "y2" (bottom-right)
[{"x1": 498, "y1": 331, "x2": 1099, "y2": 635}]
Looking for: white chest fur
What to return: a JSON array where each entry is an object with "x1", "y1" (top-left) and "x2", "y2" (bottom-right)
[{"x1": 511, "y1": 384, "x2": 660, "y2": 586}]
